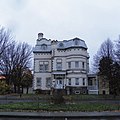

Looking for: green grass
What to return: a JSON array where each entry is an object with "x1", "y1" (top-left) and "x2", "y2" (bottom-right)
[
  {"x1": 0, "y1": 102, "x2": 119, "y2": 112},
  {"x1": 64, "y1": 94, "x2": 120, "y2": 100}
]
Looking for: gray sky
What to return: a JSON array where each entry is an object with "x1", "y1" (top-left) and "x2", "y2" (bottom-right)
[{"x1": 0, "y1": 0, "x2": 120, "y2": 68}]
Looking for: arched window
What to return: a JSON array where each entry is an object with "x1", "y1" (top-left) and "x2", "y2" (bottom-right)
[
  {"x1": 59, "y1": 42, "x2": 64, "y2": 47},
  {"x1": 75, "y1": 40, "x2": 79, "y2": 45},
  {"x1": 41, "y1": 44, "x2": 47, "y2": 50}
]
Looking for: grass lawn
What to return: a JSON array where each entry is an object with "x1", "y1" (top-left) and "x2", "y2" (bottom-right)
[
  {"x1": 0, "y1": 102, "x2": 120, "y2": 112},
  {"x1": 8, "y1": 94, "x2": 120, "y2": 101}
]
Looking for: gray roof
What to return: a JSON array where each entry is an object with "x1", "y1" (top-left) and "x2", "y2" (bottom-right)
[
  {"x1": 57, "y1": 38, "x2": 87, "y2": 49},
  {"x1": 33, "y1": 37, "x2": 87, "y2": 53},
  {"x1": 33, "y1": 45, "x2": 52, "y2": 53}
]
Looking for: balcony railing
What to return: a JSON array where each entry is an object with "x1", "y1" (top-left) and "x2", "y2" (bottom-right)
[{"x1": 87, "y1": 85, "x2": 98, "y2": 90}]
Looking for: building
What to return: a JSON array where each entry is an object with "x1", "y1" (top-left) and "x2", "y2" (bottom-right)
[
  {"x1": 98, "y1": 75, "x2": 109, "y2": 94},
  {"x1": 87, "y1": 74, "x2": 98, "y2": 94},
  {"x1": 33, "y1": 33, "x2": 91, "y2": 94}
]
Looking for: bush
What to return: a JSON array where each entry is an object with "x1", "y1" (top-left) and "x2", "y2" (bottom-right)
[
  {"x1": 0, "y1": 81, "x2": 10, "y2": 94},
  {"x1": 51, "y1": 89, "x2": 65, "y2": 104}
]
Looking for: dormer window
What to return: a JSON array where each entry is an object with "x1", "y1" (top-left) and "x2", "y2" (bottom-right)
[
  {"x1": 41, "y1": 44, "x2": 47, "y2": 50},
  {"x1": 59, "y1": 42, "x2": 64, "y2": 47},
  {"x1": 75, "y1": 40, "x2": 79, "y2": 45}
]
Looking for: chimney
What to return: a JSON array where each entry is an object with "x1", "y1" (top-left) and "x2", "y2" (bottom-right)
[{"x1": 38, "y1": 33, "x2": 43, "y2": 40}]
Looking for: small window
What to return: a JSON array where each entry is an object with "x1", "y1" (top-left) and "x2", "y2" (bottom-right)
[
  {"x1": 59, "y1": 42, "x2": 64, "y2": 47},
  {"x1": 46, "y1": 77, "x2": 51, "y2": 88},
  {"x1": 103, "y1": 90, "x2": 106, "y2": 95},
  {"x1": 75, "y1": 91, "x2": 80, "y2": 94},
  {"x1": 39, "y1": 61, "x2": 49, "y2": 72},
  {"x1": 88, "y1": 78, "x2": 92, "y2": 85},
  {"x1": 75, "y1": 78, "x2": 79, "y2": 85},
  {"x1": 36, "y1": 77, "x2": 41, "y2": 86},
  {"x1": 56, "y1": 62, "x2": 62, "y2": 70},
  {"x1": 75, "y1": 40, "x2": 79, "y2": 45},
  {"x1": 75, "y1": 61, "x2": 79, "y2": 68},
  {"x1": 83, "y1": 78, "x2": 85, "y2": 86},
  {"x1": 82, "y1": 62, "x2": 85, "y2": 69},
  {"x1": 44, "y1": 64, "x2": 49, "y2": 71},
  {"x1": 41, "y1": 44, "x2": 47, "y2": 50},
  {"x1": 40, "y1": 64, "x2": 44, "y2": 71},
  {"x1": 68, "y1": 78, "x2": 71, "y2": 85},
  {"x1": 68, "y1": 62, "x2": 71, "y2": 69}
]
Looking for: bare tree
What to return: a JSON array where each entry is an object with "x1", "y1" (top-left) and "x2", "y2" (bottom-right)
[
  {"x1": 93, "y1": 38, "x2": 120, "y2": 96},
  {"x1": 0, "y1": 41, "x2": 32, "y2": 93},
  {"x1": 0, "y1": 26, "x2": 12, "y2": 57},
  {"x1": 115, "y1": 36, "x2": 120, "y2": 64},
  {"x1": 93, "y1": 38, "x2": 114, "y2": 73},
  {"x1": 0, "y1": 42, "x2": 16, "y2": 85},
  {"x1": 11, "y1": 42, "x2": 32, "y2": 93}
]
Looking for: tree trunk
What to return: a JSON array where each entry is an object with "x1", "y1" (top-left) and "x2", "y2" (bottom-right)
[
  {"x1": 21, "y1": 86, "x2": 24, "y2": 94},
  {"x1": 14, "y1": 84, "x2": 17, "y2": 93},
  {"x1": 17, "y1": 85, "x2": 20, "y2": 93},
  {"x1": 26, "y1": 87, "x2": 29, "y2": 94}
]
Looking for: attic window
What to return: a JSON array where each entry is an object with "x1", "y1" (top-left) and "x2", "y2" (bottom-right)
[
  {"x1": 41, "y1": 44, "x2": 47, "y2": 50},
  {"x1": 59, "y1": 42, "x2": 64, "y2": 47},
  {"x1": 75, "y1": 40, "x2": 79, "y2": 45}
]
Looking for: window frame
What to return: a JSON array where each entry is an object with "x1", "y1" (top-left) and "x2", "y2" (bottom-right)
[
  {"x1": 56, "y1": 62, "x2": 62, "y2": 70},
  {"x1": 83, "y1": 78, "x2": 85, "y2": 86},
  {"x1": 68, "y1": 78, "x2": 71, "y2": 85},
  {"x1": 39, "y1": 61, "x2": 49, "y2": 72},
  {"x1": 75, "y1": 61, "x2": 79, "y2": 68},
  {"x1": 41, "y1": 44, "x2": 47, "y2": 50},
  {"x1": 46, "y1": 77, "x2": 51, "y2": 88},
  {"x1": 68, "y1": 62, "x2": 71, "y2": 69},
  {"x1": 36, "y1": 77, "x2": 41, "y2": 87},
  {"x1": 75, "y1": 78, "x2": 79, "y2": 85},
  {"x1": 82, "y1": 62, "x2": 85, "y2": 69},
  {"x1": 74, "y1": 40, "x2": 79, "y2": 45}
]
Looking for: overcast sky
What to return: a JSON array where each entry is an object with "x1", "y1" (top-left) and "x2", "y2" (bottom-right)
[{"x1": 0, "y1": 0, "x2": 120, "y2": 68}]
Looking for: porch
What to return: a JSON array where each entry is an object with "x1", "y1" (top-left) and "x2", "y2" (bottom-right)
[{"x1": 52, "y1": 71, "x2": 66, "y2": 89}]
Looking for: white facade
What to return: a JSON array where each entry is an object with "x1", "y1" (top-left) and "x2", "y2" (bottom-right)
[{"x1": 33, "y1": 33, "x2": 90, "y2": 94}]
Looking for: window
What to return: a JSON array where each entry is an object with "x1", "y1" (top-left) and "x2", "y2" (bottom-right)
[
  {"x1": 68, "y1": 62, "x2": 71, "y2": 69},
  {"x1": 75, "y1": 78, "x2": 79, "y2": 85},
  {"x1": 39, "y1": 61, "x2": 49, "y2": 72},
  {"x1": 36, "y1": 77, "x2": 41, "y2": 86},
  {"x1": 82, "y1": 62, "x2": 85, "y2": 69},
  {"x1": 75, "y1": 40, "x2": 79, "y2": 45},
  {"x1": 75, "y1": 61, "x2": 79, "y2": 68},
  {"x1": 88, "y1": 78, "x2": 92, "y2": 85},
  {"x1": 40, "y1": 64, "x2": 44, "y2": 71},
  {"x1": 59, "y1": 42, "x2": 64, "y2": 47},
  {"x1": 56, "y1": 59, "x2": 62, "y2": 70},
  {"x1": 44, "y1": 63, "x2": 48, "y2": 71},
  {"x1": 83, "y1": 78, "x2": 85, "y2": 86},
  {"x1": 56, "y1": 62, "x2": 62, "y2": 70},
  {"x1": 41, "y1": 44, "x2": 47, "y2": 50},
  {"x1": 46, "y1": 77, "x2": 51, "y2": 88},
  {"x1": 68, "y1": 78, "x2": 71, "y2": 85}
]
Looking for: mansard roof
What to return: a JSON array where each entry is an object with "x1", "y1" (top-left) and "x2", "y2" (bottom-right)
[
  {"x1": 33, "y1": 37, "x2": 52, "y2": 53},
  {"x1": 57, "y1": 37, "x2": 87, "y2": 50},
  {"x1": 33, "y1": 45, "x2": 52, "y2": 53},
  {"x1": 33, "y1": 37, "x2": 87, "y2": 53}
]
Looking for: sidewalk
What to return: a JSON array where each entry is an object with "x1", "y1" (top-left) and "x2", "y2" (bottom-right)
[{"x1": 0, "y1": 111, "x2": 120, "y2": 118}]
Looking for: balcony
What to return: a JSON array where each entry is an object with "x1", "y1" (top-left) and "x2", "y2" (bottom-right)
[{"x1": 87, "y1": 85, "x2": 98, "y2": 90}]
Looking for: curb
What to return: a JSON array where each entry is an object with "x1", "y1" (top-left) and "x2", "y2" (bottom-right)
[{"x1": 0, "y1": 111, "x2": 120, "y2": 118}]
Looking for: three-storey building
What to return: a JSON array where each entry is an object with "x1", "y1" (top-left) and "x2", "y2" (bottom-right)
[{"x1": 33, "y1": 33, "x2": 89, "y2": 94}]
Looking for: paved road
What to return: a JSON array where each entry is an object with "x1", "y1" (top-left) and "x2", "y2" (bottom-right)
[
  {"x1": 0, "y1": 111, "x2": 120, "y2": 120},
  {"x1": 0, "y1": 118, "x2": 120, "y2": 120}
]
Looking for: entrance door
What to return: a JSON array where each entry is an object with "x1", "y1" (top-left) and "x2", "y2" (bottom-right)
[{"x1": 56, "y1": 79, "x2": 63, "y2": 89}]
